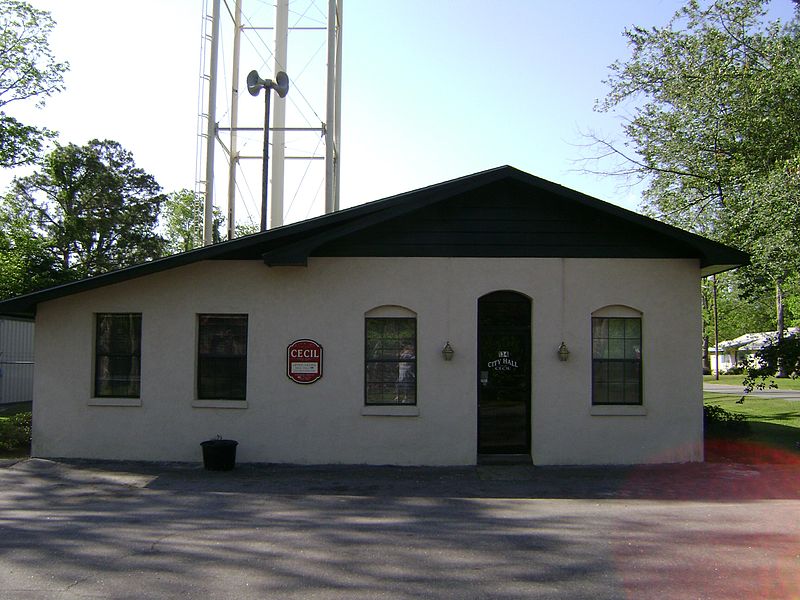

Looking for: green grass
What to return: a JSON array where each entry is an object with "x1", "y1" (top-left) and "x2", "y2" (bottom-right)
[
  {"x1": 704, "y1": 393, "x2": 800, "y2": 426},
  {"x1": 704, "y1": 392, "x2": 800, "y2": 461},
  {"x1": 704, "y1": 373, "x2": 800, "y2": 390}
]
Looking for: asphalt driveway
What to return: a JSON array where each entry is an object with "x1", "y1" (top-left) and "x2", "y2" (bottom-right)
[{"x1": 0, "y1": 458, "x2": 798, "y2": 599}]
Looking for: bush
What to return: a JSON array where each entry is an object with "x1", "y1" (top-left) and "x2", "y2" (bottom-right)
[
  {"x1": 0, "y1": 412, "x2": 31, "y2": 450},
  {"x1": 704, "y1": 404, "x2": 750, "y2": 436},
  {"x1": 742, "y1": 335, "x2": 800, "y2": 393}
]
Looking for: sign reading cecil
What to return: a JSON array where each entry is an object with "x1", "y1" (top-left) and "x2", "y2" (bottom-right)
[{"x1": 287, "y1": 339, "x2": 323, "y2": 384}]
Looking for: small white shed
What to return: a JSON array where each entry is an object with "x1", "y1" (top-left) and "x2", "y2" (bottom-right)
[
  {"x1": 708, "y1": 327, "x2": 799, "y2": 374},
  {"x1": 0, "y1": 317, "x2": 34, "y2": 405}
]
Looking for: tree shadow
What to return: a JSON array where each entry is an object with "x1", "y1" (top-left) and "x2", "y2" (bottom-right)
[
  {"x1": 25, "y1": 457, "x2": 800, "y2": 502},
  {"x1": 0, "y1": 459, "x2": 798, "y2": 599}
]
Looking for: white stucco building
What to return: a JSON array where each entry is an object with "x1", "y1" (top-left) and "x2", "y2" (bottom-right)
[{"x1": 0, "y1": 167, "x2": 747, "y2": 465}]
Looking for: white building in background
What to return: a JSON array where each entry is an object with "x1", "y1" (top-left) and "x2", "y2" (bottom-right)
[
  {"x1": 0, "y1": 167, "x2": 747, "y2": 466},
  {"x1": 708, "y1": 327, "x2": 799, "y2": 374},
  {"x1": 0, "y1": 317, "x2": 34, "y2": 405}
]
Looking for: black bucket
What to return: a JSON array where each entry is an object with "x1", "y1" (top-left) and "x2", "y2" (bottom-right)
[{"x1": 201, "y1": 439, "x2": 238, "y2": 471}]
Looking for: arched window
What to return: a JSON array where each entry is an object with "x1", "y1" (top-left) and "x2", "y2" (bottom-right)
[
  {"x1": 591, "y1": 306, "x2": 642, "y2": 405},
  {"x1": 364, "y1": 306, "x2": 417, "y2": 405}
]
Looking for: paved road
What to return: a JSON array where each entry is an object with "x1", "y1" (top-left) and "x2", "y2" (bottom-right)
[
  {"x1": 0, "y1": 458, "x2": 799, "y2": 599},
  {"x1": 704, "y1": 382, "x2": 800, "y2": 399}
]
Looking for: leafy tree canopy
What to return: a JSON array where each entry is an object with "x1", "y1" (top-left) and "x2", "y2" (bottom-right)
[
  {"x1": 6, "y1": 139, "x2": 166, "y2": 280},
  {"x1": 704, "y1": 272, "x2": 779, "y2": 341},
  {"x1": 595, "y1": 0, "x2": 800, "y2": 223},
  {"x1": 592, "y1": 0, "x2": 800, "y2": 341},
  {"x1": 0, "y1": 0, "x2": 68, "y2": 167},
  {"x1": 0, "y1": 202, "x2": 64, "y2": 299},
  {"x1": 160, "y1": 190, "x2": 262, "y2": 254},
  {"x1": 742, "y1": 334, "x2": 800, "y2": 391},
  {"x1": 161, "y1": 189, "x2": 224, "y2": 254}
]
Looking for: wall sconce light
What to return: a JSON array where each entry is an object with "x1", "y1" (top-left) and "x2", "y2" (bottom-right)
[
  {"x1": 557, "y1": 342, "x2": 570, "y2": 362},
  {"x1": 442, "y1": 341, "x2": 455, "y2": 361}
]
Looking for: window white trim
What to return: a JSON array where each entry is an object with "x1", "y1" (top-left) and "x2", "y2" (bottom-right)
[
  {"x1": 590, "y1": 404, "x2": 647, "y2": 416},
  {"x1": 592, "y1": 304, "x2": 643, "y2": 318},
  {"x1": 591, "y1": 307, "x2": 643, "y2": 406},
  {"x1": 192, "y1": 400, "x2": 248, "y2": 409},
  {"x1": 88, "y1": 397, "x2": 142, "y2": 407},
  {"x1": 93, "y1": 312, "x2": 142, "y2": 399},
  {"x1": 361, "y1": 405, "x2": 420, "y2": 417},
  {"x1": 364, "y1": 306, "x2": 418, "y2": 406},
  {"x1": 365, "y1": 305, "x2": 417, "y2": 318},
  {"x1": 196, "y1": 313, "x2": 249, "y2": 402}
]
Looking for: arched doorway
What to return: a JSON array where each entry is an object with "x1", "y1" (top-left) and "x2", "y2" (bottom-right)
[{"x1": 477, "y1": 291, "x2": 532, "y2": 457}]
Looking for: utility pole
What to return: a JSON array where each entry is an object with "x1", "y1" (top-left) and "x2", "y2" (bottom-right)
[{"x1": 713, "y1": 274, "x2": 719, "y2": 380}]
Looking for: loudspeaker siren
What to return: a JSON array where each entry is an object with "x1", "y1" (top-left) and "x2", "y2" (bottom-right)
[
  {"x1": 247, "y1": 69, "x2": 263, "y2": 96},
  {"x1": 274, "y1": 71, "x2": 290, "y2": 98}
]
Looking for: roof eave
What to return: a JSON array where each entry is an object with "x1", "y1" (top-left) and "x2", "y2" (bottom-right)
[{"x1": 0, "y1": 165, "x2": 751, "y2": 316}]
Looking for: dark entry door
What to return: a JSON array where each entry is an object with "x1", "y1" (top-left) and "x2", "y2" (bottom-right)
[{"x1": 478, "y1": 291, "x2": 531, "y2": 455}]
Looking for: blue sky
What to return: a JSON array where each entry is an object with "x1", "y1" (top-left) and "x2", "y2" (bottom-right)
[{"x1": 6, "y1": 0, "x2": 797, "y2": 223}]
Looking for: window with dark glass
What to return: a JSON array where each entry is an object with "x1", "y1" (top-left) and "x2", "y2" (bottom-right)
[
  {"x1": 197, "y1": 314, "x2": 248, "y2": 400},
  {"x1": 365, "y1": 317, "x2": 416, "y2": 405},
  {"x1": 592, "y1": 317, "x2": 642, "y2": 405},
  {"x1": 95, "y1": 313, "x2": 142, "y2": 398}
]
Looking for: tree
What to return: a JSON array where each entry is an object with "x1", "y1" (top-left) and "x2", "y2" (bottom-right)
[
  {"x1": 594, "y1": 0, "x2": 800, "y2": 216},
  {"x1": 0, "y1": 201, "x2": 64, "y2": 299},
  {"x1": 234, "y1": 222, "x2": 260, "y2": 237},
  {"x1": 729, "y1": 153, "x2": 800, "y2": 351},
  {"x1": 590, "y1": 0, "x2": 800, "y2": 339},
  {"x1": 161, "y1": 190, "x2": 263, "y2": 254},
  {"x1": 161, "y1": 189, "x2": 218, "y2": 254},
  {"x1": 701, "y1": 271, "x2": 794, "y2": 372},
  {"x1": 742, "y1": 333, "x2": 800, "y2": 391},
  {"x1": 704, "y1": 274, "x2": 775, "y2": 341},
  {"x1": 0, "y1": 0, "x2": 68, "y2": 167},
  {"x1": 7, "y1": 139, "x2": 165, "y2": 280}
]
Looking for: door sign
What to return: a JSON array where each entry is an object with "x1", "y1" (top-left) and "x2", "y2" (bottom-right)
[
  {"x1": 287, "y1": 339, "x2": 323, "y2": 384},
  {"x1": 487, "y1": 350, "x2": 518, "y2": 372}
]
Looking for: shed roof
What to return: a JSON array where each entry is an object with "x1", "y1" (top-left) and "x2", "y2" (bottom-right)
[
  {"x1": 710, "y1": 327, "x2": 800, "y2": 353},
  {"x1": 0, "y1": 165, "x2": 748, "y2": 319}
]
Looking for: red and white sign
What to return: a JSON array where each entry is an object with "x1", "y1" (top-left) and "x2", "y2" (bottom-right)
[{"x1": 287, "y1": 339, "x2": 323, "y2": 384}]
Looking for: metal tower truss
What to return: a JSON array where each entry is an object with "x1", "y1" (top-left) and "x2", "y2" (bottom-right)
[{"x1": 196, "y1": 0, "x2": 342, "y2": 244}]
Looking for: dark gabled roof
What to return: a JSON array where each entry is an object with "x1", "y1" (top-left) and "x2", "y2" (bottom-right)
[{"x1": 0, "y1": 165, "x2": 748, "y2": 319}]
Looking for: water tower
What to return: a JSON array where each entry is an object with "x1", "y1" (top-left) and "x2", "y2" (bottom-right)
[{"x1": 196, "y1": 0, "x2": 342, "y2": 244}]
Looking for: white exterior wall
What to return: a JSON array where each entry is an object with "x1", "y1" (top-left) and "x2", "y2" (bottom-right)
[
  {"x1": 32, "y1": 257, "x2": 702, "y2": 465},
  {"x1": 708, "y1": 349, "x2": 739, "y2": 374}
]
